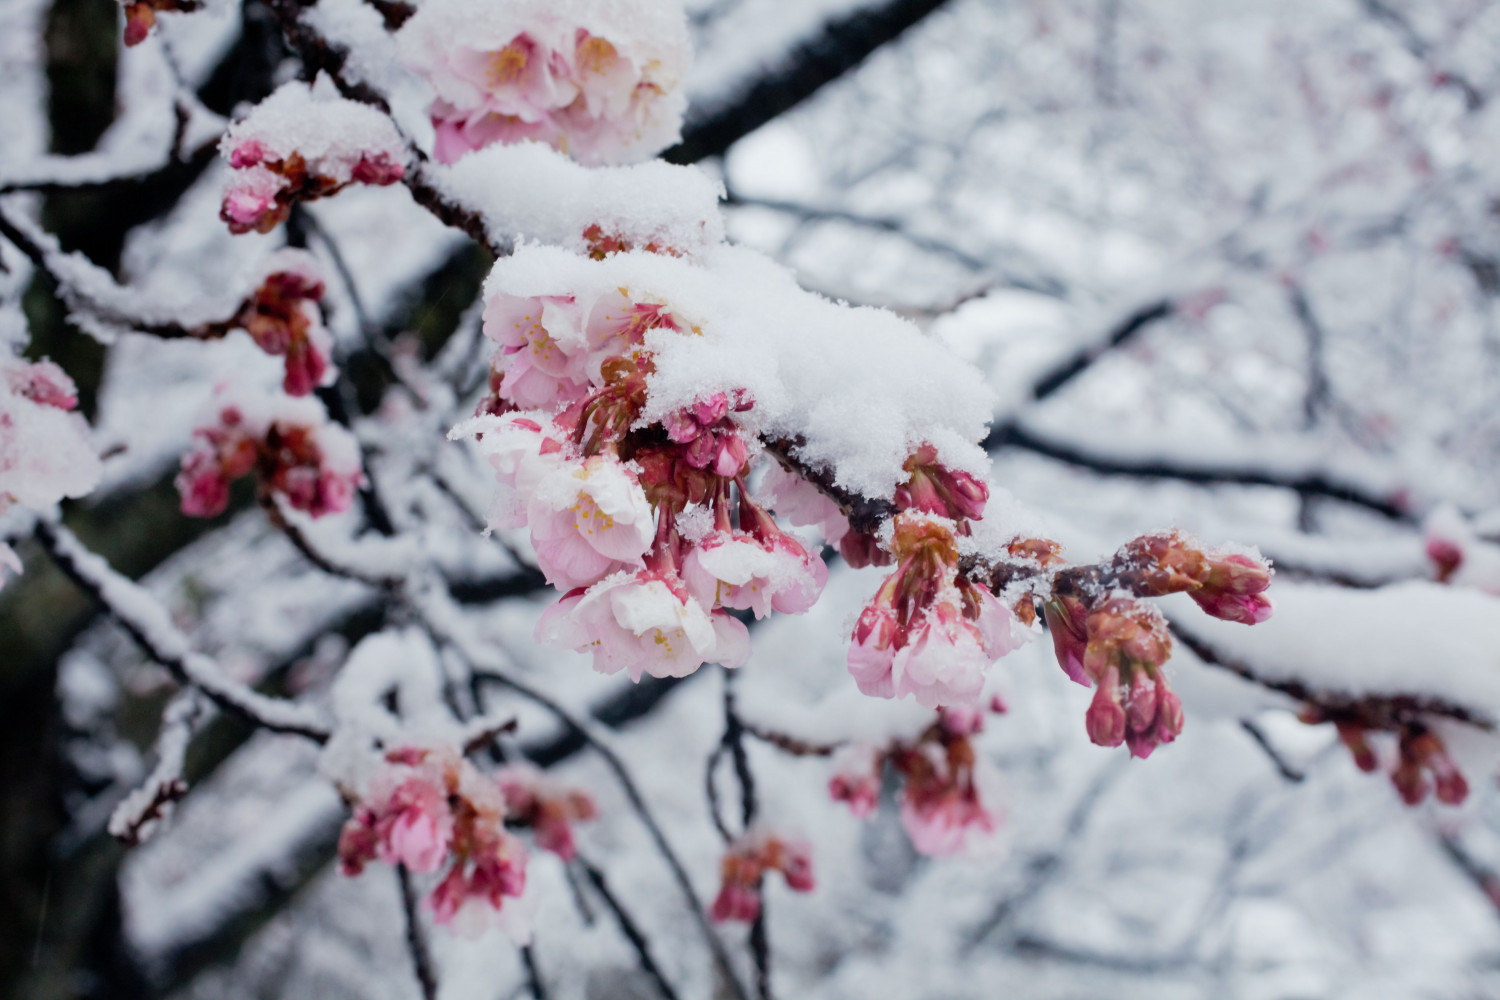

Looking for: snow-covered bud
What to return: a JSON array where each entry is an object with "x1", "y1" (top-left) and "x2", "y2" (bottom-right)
[
  {"x1": 582, "y1": 224, "x2": 682, "y2": 260},
  {"x1": 710, "y1": 830, "x2": 815, "y2": 923},
  {"x1": 664, "y1": 390, "x2": 752, "y2": 478},
  {"x1": 497, "y1": 764, "x2": 598, "y2": 860},
  {"x1": 219, "y1": 80, "x2": 407, "y2": 235},
  {"x1": 398, "y1": 0, "x2": 691, "y2": 167},
  {"x1": 1, "y1": 357, "x2": 102, "y2": 515},
  {"x1": 895, "y1": 444, "x2": 988, "y2": 522}
]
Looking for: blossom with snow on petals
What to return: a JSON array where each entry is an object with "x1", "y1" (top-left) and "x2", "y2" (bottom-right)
[
  {"x1": 219, "y1": 78, "x2": 406, "y2": 235},
  {"x1": 710, "y1": 830, "x2": 815, "y2": 923},
  {"x1": 483, "y1": 293, "x2": 593, "y2": 410},
  {"x1": 398, "y1": 0, "x2": 691, "y2": 166},
  {"x1": 536, "y1": 568, "x2": 749, "y2": 681},
  {"x1": 0, "y1": 357, "x2": 102, "y2": 517},
  {"x1": 526, "y1": 453, "x2": 656, "y2": 589},
  {"x1": 827, "y1": 744, "x2": 882, "y2": 818}
]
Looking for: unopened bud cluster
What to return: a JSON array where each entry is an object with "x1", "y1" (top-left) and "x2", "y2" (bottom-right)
[{"x1": 710, "y1": 829, "x2": 814, "y2": 923}]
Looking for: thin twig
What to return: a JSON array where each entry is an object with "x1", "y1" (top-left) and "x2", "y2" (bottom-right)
[
  {"x1": 575, "y1": 855, "x2": 682, "y2": 1000},
  {"x1": 397, "y1": 865, "x2": 440, "y2": 1000},
  {"x1": 1240, "y1": 720, "x2": 1305, "y2": 783}
]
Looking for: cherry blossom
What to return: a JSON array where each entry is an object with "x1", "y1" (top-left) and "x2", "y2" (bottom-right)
[
  {"x1": 397, "y1": 0, "x2": 691, "y2": 167},
  {"x1": 229, "y1": 250, "x2": 334, "y2": 397},
  {"x1": 525, "y1": 453, "x2": 656, "y2": 589},
  {"x1": 176, "y1": 389, "x2": 363, "y2": 519},
  {"x1": 219, "y1": 79, "x2": 407, "y2": 235},
  {"x1": 0, "y1": 357, "x2": 102, "y2": 520},
  {"x1": 848, "y1": 514, "x2": 1026, "y2": 708},
  {"x1": 338, "y1": 746, "x2": 529, "y2": 928},
  {"x1": 535, "y1": 567, "x2": 750, "y2": 681},
  {"x1": 496, "y1": 764, "x2": 598, "y2": 861},
  {"x1": 710, "y1": 830, "x2": 815, "y2": 923},
  {"x1": 483, "y1": 293, "x2": 592, "y2": 410}
]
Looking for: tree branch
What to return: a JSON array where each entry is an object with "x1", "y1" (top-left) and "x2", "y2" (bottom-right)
[
  {"x1": 396, "y1": 864, "x2": 440, "y2": 1000},
  {"x1": 665, "y1": 0, "x2": 957, "y2": 163},
  {"x1": 35, "y1": 518, "x2": 333, "y2": 742}
]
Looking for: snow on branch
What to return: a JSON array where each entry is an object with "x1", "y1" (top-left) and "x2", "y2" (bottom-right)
[
  {"x1": 36, "y1": 518, "x2": 334, "y2": 742},
  {"x1": 107, "y1": 689, "x2": 212, "y2": 846}
]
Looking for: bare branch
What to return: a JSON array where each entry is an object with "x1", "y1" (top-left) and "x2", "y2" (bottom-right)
[
  {"x1": 666, "y1": 0, "x2": 958, "y2": 163},
  {"x1": 397, "y1": 865, "x2": 440, "y2": 1000}
]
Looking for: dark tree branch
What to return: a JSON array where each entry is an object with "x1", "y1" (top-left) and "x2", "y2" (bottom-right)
[
  {"x1": 665, "y1": 0, "x2": 957, "y2": 163},
  {"x1": 36, "y1": 519, "x2": 334, "y2": 742},
  {"x1": 986, "y1": 422, "x2": 1413, "y2": 523},
  {"x1": 575, "y1": 855, "x2": 683, "y2": 1000},
  {"x1": 1239, "y1": 719, "x2": 1306, "y2": 783},
  {"x1": 1171, "y1": 623, "x2": 1494, "y2": 732},
  {"x1": 397, "y1": 865, "x2": 440, "y2": 1000}
]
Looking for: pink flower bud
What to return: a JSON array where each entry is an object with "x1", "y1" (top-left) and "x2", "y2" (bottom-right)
[{"x1": 1085, "y1": 667, "x2": 1126, "y2": 748}]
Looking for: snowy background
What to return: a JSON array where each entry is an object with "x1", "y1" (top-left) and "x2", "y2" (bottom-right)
[{"x1": 5, "y1": 0, "x2": 1500, "y2": 998}]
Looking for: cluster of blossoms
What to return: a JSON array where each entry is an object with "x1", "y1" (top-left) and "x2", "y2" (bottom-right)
[
  {"x1": 849, "y1": 514, "x2": 1025, "y2": 708},
  {"x1": 829, "y1": 703, "x2": 1005, "y2": 855},
  {"x1": 194, "y1": 251, "x2": 334, "y2": 397},
  {"x1": 0, "y1": 357, "x2": 102, "y2": 587},
  {"x1": 459, "y1": 278, "x2": 831, "y2": 682},
  {"x1": 495, "y1": 763, "x2": 598, "y2": 861},
  {"x1": 175, "y1": 388, "x2": 362, "y2": 519},
  {"x1": 709, "y1": 829, "x2": 815, "y2": 923},
  {"x1": 119, "y1": 0, "x2": 199, "y2": 46},
  {"x1": 398, "y1": 0, "x2": 691, "y2": 167},
  {"x1": 1037, "y1": 531, "x2": 1274, "y2": 757},
  {"x1": 1308, "y1": 709, "x2": 1470, "y2": 806},
  {"x1": 338, "y1": 747, "x2": 530, "y2": 926},
  {"x1": 219, "y1": 79, "x2": 406, "y2": 235}
]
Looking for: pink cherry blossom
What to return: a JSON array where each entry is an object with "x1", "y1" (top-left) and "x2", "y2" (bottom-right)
[
  {"x1": 535, "y1": 569, "x2": 750, "y2": 681},
  {"x1": 681, "y1": 528, "x2": 827, "y2": 619},
  {"x1": 584, "y1": 289, "x2": 681, "y2": 374},
  {"x1": 220, "y1": 165, "x2": 290, "y2": 235},
  {"x1": 710, "y1": 830, "x2": 815, "y2": 923},
  {"x1": 451, "y1": 412, "x2": 571, "y2": 530},
  {"x1": 0, "y1": 357, "x2": 102, "y2": 513},
  {"x1": 847, "y1": 516, "x2": 1027, "y2": 708},
  {"x1": 483, "y1": 293, "x2": 592, "y2": 410},
  {"x1": 828, "y1": 744, "x2": 882, "y2": 818},
  {"x1": 498, "y1": 764, "x2": 597, "y2": 861},
  {"x1": 176, "y1": 389, "x2": 363, "y2": 519},
  {"x1": 757, "y1": 461, "x2": 850, "y2": 544},
  {"x1": 398, "y1": 0, "x2": 690, "y2": 167},
  {"x1": 525, "y1": 454, "x2": 655, "y2": 589}
]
